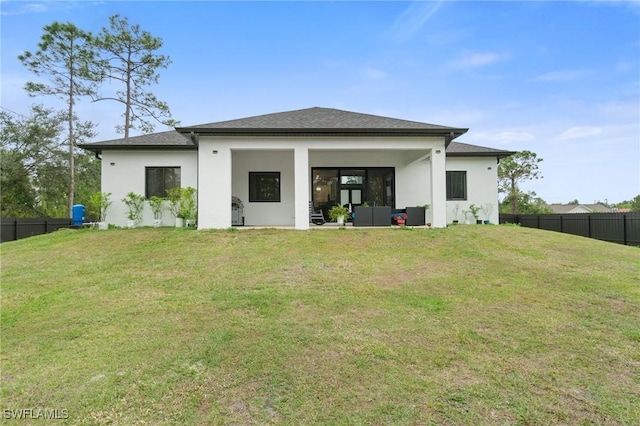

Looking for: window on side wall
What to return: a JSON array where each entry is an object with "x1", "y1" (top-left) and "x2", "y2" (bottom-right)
[
  {"x1": 249, "y1": 172, "x2": 281, "y2": 202},
  {"x1": 146, "y1": 167, "x2": 181, "y2": 198},
  {"x1": 446, "y1": 171, "x2": 467, "y2": 200}
]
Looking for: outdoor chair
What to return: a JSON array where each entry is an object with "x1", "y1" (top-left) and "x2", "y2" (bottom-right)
[{"x1": 309, "y1": 202, "x2": 326, "y2": 225}]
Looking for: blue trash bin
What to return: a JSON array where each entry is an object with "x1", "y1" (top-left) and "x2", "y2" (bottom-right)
[{"x1": 72, "y1": 204, "x2": 85, "y2": 226}]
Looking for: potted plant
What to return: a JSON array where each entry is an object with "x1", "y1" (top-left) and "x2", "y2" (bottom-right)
[
  {"x1": 469, "y1": 204, "x2": 482, "y2": 224},
  {"x1": 180, "y1": 187, "x2": 197, "y2": 227},
  {"x1": 88, "y1": 191, "x2": 112, "y2": 230},
  {"x1": 328, "y1": 204, "x2": 349, "y2": 226},
  {"x1": 481, "y1": 203, "x2": 494, "y2": 224},
  {"x1": 121, "y1": 192, "x2": 145, "y2": 228},
  {"x1": 461, "y1": 208, "x2": 471, "y2": 224},
  {"x1": 393, "y1": 212, "x2": 407, "y2": 226},
  {"x1": 148, "y1": 196, "x2": 166, "y2": 227},
  {"x1": 452, "y1": 203, "x2": 460, "y2": 224},
  {"x1": 423, "y1": 204, "x2": 432, "y2": 227},
  {"x1": 167, "y1": 187, "x2": 184, "y2": 227}
]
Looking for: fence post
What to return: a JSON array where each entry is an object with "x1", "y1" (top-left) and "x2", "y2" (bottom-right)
[
  {"x1": 623, "y1": 214, "x2": 627, "y2": 245},
  {"x1": 560, "y1": 215, "x2": 563, "y2": 233}
]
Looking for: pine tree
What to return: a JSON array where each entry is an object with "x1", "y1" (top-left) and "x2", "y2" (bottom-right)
[
  {"x1": 93, "y1": 14, "x2": 178, "y2": 138},
  {"x1": 18, "y1": 22, "x2": 100, "y2": 217}
]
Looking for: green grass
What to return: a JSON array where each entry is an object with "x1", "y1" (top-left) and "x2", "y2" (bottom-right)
[{"x1": 1, "y1": 225, "x2": 639, "y2": 425}]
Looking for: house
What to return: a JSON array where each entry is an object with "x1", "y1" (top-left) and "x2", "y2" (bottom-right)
[
  {"x1": 548, "y1": 203, "x2": 612, "y2": 214},
  {"x1": 79, "y1": 107, "x2": 515, "y2": 229}
]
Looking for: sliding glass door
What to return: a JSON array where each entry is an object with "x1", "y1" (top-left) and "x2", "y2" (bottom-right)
[
  {"x1": 366, "y1": 168, "x2": 394, "y2": 208},
  {"x1": 312, "y1": 167, "x2": 394, "y2": 212}
]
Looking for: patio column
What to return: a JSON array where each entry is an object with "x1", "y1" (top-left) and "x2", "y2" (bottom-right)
[
  {"x1": 430, "y1": 147, "x2": 447, "y2": 228},
  {"x1": 198, "y1": 142, "x2": 232, "y2": 229},
  {"x1": 294, "y1": 147, "x2": 310, "y2": 230}
]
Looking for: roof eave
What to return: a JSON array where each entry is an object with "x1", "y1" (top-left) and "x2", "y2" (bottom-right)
[
  {"x1": 77, "y1": 144, "x2": 197, "y2": 154},
  {"x1": 175, "y1": 127, "x2": 469, "y2": 138},
  {"x1": 446, "y1": 151, "x2": 516, "y2": 159}
]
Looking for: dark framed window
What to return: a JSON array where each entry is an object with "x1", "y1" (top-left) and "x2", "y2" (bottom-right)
[
  {"x1": 146, "y1": 167, "x2": 181, "y2": 198},
  {"x1": 446, "y1": 171, "x2": 467, "y2": 200},
  {"x1": 249, "y1": 172, "x2": 281, "y2": 202},
  {"x1": 311, "y1": 167, "x2": 395, "y2": 210}
]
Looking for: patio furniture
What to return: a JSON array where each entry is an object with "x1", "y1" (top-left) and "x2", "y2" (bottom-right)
[
  {"x1": 405, "y1": 207, "x2": 426, "y2": 226},
  {"x1": 353, "y1": 206, "x2": 392, "y2": 226},
  {"x1": 309, "y1": 202, "x2": 326, "y2": 225}
]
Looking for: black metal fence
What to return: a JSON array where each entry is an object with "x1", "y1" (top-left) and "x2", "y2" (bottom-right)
[
  {"x1": 499, "y1": 212, "x2": 640, "y2": 246},
  {"x1": 1, "y1": 218, "x2": 73, "y2": 243}
]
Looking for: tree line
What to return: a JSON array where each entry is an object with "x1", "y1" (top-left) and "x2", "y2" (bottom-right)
[
  {"x1": 1, "y1": 15, "x2": 176, "y2": 219},
  {"x1": 4, "y1": 16, "x2": 635, "y2": 219},
  {"x1": 497, "y1": 151, "x2": 640, "y2": 214}
]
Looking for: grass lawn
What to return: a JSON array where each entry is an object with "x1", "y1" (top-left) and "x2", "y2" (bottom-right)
[{"x1": 1, "y1": 225, "x2": 639, "y2": 425}]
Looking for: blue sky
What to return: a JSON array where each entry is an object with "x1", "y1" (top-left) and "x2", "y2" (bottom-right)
[{"x1": 1, "y1": 1, "x2": 639, "y2": 204}]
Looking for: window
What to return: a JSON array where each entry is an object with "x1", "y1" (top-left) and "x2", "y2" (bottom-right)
[
  {"x1": 446, "y1": 171, "x2": 467, "y2": 200},
  {"x1": 249, "y1": 172, "x2": 281, "y2": 202},
  {"x1": 146, "y1": 167, "x2": 181, "y2": 198},
  {"x1": 311, "y1": 167, "x2": 394, "y2": 209}
]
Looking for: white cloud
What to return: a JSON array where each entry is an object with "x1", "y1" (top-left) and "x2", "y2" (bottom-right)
[
  {"x1": 0, "y1": 1, "x2": 98, "y2": 16},
  {"x1": 531, "y1": 69, "x2": 590, "y2": 82},
  {"x1": 579, "y1": 0, "x2": 640, "y2": 15},
  {"x1": 468, "y1": 131, "x2": 536, "y2": 146},
  {"x1": 555, "y1": 126, "x2": 603, "y2": 141},
  {"x1": 385, "y1": 1, "x2": 444, "y2": 42},
  {"x1": 0, "y1": 2, "x2": 49, "y2": 15},
  {"x1": 364, "y1": 68, "x2": 388, "y2": 81},
  {"x1": 615, "y1": 61, "x2": 634, "y2": 73},
  {"x1": 597, "y1": 99, "x2": 640, "y2": 120},
  {"x1": 417, "y1": 108, "x2": 487, "y2": 128},
  {"x1": 448, "y1": 51, "x2": 505, "y2": 70},
  {"x1": 22, "y1": 3, "x2": 48, "y2": 13}
]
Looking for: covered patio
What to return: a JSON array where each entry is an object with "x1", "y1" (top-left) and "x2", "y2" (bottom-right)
[
  {"x1": 193, "y1": 142, "x2": 448, "y2": 230},
  {"x1": 174, "y1": 107, "x2": 467, "y2": 230}
]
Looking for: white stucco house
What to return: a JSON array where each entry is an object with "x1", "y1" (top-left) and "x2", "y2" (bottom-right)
[{"x1": 79, "y1": 107, "x2": 514, "y2": 229}]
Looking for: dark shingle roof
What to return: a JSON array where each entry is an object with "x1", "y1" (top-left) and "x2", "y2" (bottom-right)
[
  {"x1": 446, "y1": 141, "x2": 515, "y2": 159},
  {"x1": 177, "y1": 107, "x2": 465, "y2": 133},
  {"x1": 81, "y1": 108, "x2": 503, "y2": 154},
  {"x1": 77, "y1": 130, "x2": 194, "y2": 153}
]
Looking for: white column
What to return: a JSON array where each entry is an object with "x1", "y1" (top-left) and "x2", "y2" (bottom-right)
[
  {"x1": 430, "y1": 146, "x2": 447, "y2": 228},
  {"x1": 198, "y1": 142, "x2": 232, "y2": 229},
  {"x1": 294, "y1": 147, "x2": 310, "y2": 230}
]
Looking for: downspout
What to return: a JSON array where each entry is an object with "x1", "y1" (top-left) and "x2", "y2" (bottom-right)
[
  {"x1": 189, "y1": 132, "x2": 199, "y2": 146},
  {"x1": 444, "y1": 131, "x2": 454, "y2": 148},
  {"x1": 190, "y1": 131, "x2": 200, "y2": 229}
]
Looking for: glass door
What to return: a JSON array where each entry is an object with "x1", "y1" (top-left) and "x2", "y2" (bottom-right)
[
  {"x1": 312, "y1": 167, "x2": 396, "y2": 212},
  {"x1": 312, "y1": 169, "x2": 339, "y2": 213},
  {"x1": 340, "y1": 169, "x2": 365, "y2": 207},
  {"x1": 366, "y1": 168, "x2": 394, "y2": 207}
]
